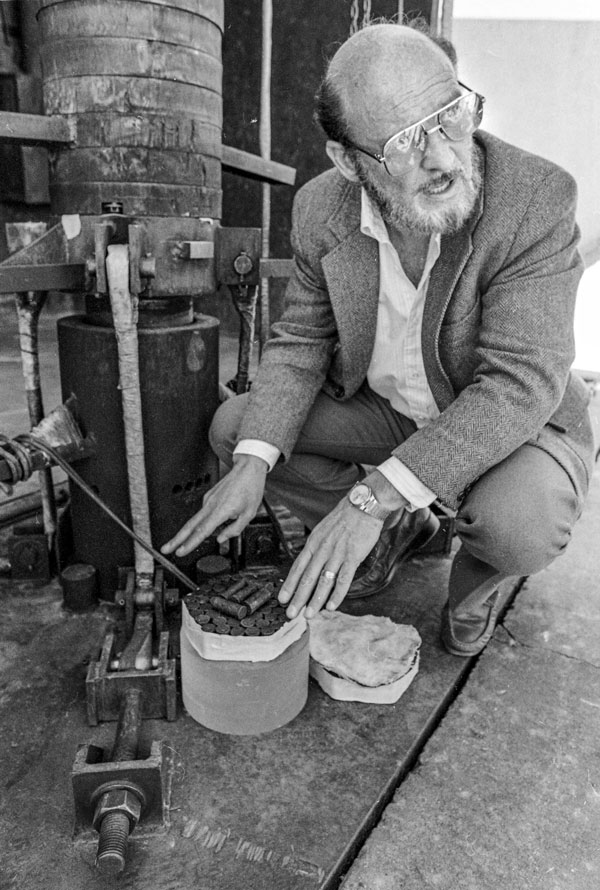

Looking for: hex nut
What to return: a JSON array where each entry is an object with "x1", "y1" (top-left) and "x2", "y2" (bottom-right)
[{"x1": 92, "y1": 789, "x2": 142, "y2": 833}]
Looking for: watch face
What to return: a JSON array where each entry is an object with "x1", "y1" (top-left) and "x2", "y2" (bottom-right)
[{"x1": 349, "y1": 483, "x2": 371, "y2": 506}]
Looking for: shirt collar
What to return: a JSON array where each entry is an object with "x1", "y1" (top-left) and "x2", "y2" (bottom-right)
[
  {"x1": 360, "y1": 188, "x2": 390, "y2": 244},
  {"x1": 360, "y1": 188, "x2": 441, "y2": 275}
]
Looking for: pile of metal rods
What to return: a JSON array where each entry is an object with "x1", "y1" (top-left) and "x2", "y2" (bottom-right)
[{"x1": 185, "y1": 570, "x2": 289, "y2": 636}]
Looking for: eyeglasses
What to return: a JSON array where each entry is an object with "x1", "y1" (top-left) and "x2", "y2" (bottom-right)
[{"x1": 347, "y1": 83, "x2": 485, "y2": 177}]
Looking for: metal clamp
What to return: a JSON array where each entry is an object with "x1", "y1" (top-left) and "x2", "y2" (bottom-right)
[{"x1": 71, "y1": 688, "x2": 171, "y2": 876}]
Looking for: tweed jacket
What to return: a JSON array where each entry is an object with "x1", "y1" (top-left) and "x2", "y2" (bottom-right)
[{"x1": 239, "y1": 131, "x2": 594, "y2": 510}]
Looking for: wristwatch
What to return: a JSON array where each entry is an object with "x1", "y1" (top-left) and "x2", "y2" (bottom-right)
[{"x1": 347, "y1": 482, "x2": 392, "y2": 522}]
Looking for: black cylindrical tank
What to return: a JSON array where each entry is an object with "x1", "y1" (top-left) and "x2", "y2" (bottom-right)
[{"x1": 57, "y1": 314, "x2": 219, "y2": 600}]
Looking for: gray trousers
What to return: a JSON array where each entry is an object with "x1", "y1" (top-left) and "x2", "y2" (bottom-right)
[{"x1": 209, "y1": 384, "x2": 586, "y2": 608}]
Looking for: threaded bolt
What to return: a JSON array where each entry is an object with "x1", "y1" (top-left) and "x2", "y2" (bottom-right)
[{"x1": 96, "y1": 811, "x2": 131, "y2": 876}]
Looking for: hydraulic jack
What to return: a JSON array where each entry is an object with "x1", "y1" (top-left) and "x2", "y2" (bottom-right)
[{"x1": 86, "y1": 567, "x2": 178, "y2": 725}]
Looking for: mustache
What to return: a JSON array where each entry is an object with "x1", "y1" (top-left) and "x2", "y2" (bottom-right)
[{"x1": 419, "y1": 169, "x2": 467, "y2": 194}]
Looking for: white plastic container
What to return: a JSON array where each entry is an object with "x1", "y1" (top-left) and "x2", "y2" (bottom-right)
[{"x1": 180, "y1": 603, "x2": 310, "y2": 735}]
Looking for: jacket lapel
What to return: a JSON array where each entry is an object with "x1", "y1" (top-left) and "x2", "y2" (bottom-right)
[
  {"x1": 321, "y1": 186, "x2": 380, "y2": 393},
  {"x1": 422, "y1": 142, "x2": 486, "y2": 409},
  {"x1": 422, "y1": 227, "x2": 474, "y2": 409}
]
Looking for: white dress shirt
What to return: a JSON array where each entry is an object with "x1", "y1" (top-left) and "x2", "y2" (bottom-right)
[{"x1": 233, "y1": 189, "x2": 438, "y2": 510}]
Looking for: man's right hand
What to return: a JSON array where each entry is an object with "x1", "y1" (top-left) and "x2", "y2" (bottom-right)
[{"x1": 160, "y1": 454, "x2": 269, "y2": 558}]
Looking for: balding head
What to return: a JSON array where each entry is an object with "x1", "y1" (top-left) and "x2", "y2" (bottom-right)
[
  {"x1": 316, "y1": 24, "x2": 480, "y2": 238},
  {"x1": 316, "y1": 23, "x2": 457, "y2": 147}
]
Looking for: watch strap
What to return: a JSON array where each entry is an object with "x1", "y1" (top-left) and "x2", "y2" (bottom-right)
[{"x1": 348, "y1": 482, "x2": 392, "y2": 521}]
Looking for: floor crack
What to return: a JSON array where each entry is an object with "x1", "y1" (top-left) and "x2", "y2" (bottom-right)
[{"x1": 500, "y1": 623, "x2": 600, "y2": 670}]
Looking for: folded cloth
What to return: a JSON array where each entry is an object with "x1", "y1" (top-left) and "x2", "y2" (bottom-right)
[{"x1": 308, "y1": 611, "x2": 421, "y2": 688}]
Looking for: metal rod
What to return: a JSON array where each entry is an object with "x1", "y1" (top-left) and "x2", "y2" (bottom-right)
[
  {"x1": 106, "y1": 244, "x2": 154, "y2": 579},
  {"x1": 25, "y1": 435, "x2": 198, "y2": 593},
  {"x1": 14, "y1": 290, "x2": 58, "y2": 553},
  {"x1": 0, "y1": 483, "x2": 68, "y2": 529},
  {"x1": 259, "y1": 0, "x2": 273, "y2": 355},
  {"x1": 430, "y1": 0, "x2": 454, "y2": 38},
  {"x1": 0, "y1": 262, "x2": 86, "y2": 295},
  {"x1": 0, "y1": 110, "x2": 72, "y2": 145},
  {"x1": 110, "y1": 688, "x2": 143, "y2": 762},
  {"x1": 221, "y1": 144, "x2": 295, "y2": 186},
  {"x1": 231, "y1": 284, "x2": 258, "y2": 394}
]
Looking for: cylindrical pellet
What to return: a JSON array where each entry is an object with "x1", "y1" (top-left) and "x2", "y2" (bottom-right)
[
  {"x1": 210, "y1": 595, "x2": 248, "y2": 620},
  {"x1": 60, "y1": 562, "x2": 99, "y2": 611},
  {"x1": 222, "y1": 578, "x2": 248, "y2": 599},
  {"x1": 245, "y1": 587, "x2": 276, "y2": 614},
  {"x1": 196, "y1": 555, "x2": 231, "y2": 583},
  {"x1": 230, "y1": 582, "x2": 261, "y2": 603}
]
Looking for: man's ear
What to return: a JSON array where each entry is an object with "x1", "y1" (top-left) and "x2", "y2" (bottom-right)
[{"x1": 325, "y1": 141, "x2": 360, "y2": 182}]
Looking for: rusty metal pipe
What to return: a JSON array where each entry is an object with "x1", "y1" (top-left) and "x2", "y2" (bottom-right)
[
  {"x1": 230, "y1": 283, "x2": 258, "y2": 394},
  {"x1": 15, "y1": 290, "x2": 58, "y2": 554}
]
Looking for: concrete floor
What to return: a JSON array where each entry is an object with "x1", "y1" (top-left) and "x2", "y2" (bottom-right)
[
  {"x1": 1, "y1": 303, "x2": 599, "y2": 889},
  {"x1": 341, "y1": 464, "x2": 600, "y2": 890}
]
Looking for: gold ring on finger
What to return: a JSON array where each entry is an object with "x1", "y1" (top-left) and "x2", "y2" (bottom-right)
[{"x1": 320, "y1": 569, "x2": 337, "y2": 583}]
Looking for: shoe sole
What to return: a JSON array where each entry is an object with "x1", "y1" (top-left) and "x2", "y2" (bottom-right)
[
  {"x1": 346, "y1": 511, "x2": 441, "y2": 599},
  {"x1": 440, "y1": 577, "x2": 528, "y2": 656},
  {"x1": 440, "y1": 600, "x2": 500, "y2": 657}
]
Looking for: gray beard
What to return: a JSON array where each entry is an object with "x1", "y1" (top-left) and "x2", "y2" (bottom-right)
[{"x1": 355, "y1": 146, "x2": 482, "y2": 235}]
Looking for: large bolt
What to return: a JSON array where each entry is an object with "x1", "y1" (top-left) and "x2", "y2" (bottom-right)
[
  {"x1": 94, "y1": 790, "x2": 142, "y2": 877},
  {"x1": 233, "y1": 251, "x2": 253, "y2": 277},
  {"x1": 91, "y1": 688, "x2": 144, "y2": 874},
  {"x1": 96, "y1": 810, "x2": 130, "y2": 875}
]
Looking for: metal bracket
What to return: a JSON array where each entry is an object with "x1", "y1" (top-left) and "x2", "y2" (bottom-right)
[
  {"x1": 85, "y1": 630, "x2": 176, "y2": 725},
  {"x1": 86, "y1": 567, "x2": 177, "y2": 724},
  {"x1": 216, "y1": 227, "x2": 261, "y2": 286},
  {"x1": 88, "y1": 217, "x2": 156, "y2": 297},
  {"x1": 8, "y1": 521, "x2": 51, "y2": 580},
  {"x1": 71, "y1": 739, "x2": 171, "y2": 838}
]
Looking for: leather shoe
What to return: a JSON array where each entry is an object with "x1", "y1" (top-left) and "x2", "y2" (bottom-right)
[
  {"x1": 440, "y1": 581, "x2": 517, "y2": 657},
  {"x1": 346, "y1": 507, "x2": 440, "y2": 599}
]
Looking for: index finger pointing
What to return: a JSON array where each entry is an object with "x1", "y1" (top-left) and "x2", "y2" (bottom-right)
[{"x1": 161, "y1": 509, "x2": 217, "y2": 555}]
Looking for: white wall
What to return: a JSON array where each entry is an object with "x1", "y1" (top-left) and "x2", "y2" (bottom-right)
[
  {"x1": 452, "y1": 2, "x2": 600, "y2": 372},
  {"x1": 452, "y1": 12, "x2": 600, "y2": 265}
]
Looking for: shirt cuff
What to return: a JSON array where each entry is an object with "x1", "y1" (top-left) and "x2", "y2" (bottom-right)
[
  {"x1": 234, "y1": 439, "x2": 281, "y2": 472},
  {"x1": 377, "y1": 457, "x2": 436, "y2": 511}
]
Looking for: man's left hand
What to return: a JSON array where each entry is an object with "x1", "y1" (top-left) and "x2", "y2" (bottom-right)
[{"x1": 278, "y1": 497, "x2": 383, "y2": 619}]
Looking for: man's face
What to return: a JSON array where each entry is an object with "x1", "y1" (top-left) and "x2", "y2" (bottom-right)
[
  {"x1": 353, "y1": 135, "x2": 481, "y2": 235},
  {"x1": 341, "y1": 46, "x2": 482, "y2": 235}
]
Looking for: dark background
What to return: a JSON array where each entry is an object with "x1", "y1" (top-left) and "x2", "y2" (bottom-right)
[{"x1": 221, "y1": 0, "x2": 433, "y2": 261}]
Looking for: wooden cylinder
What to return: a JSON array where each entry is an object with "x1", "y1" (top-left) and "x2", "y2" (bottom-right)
[{"x1": 38, "y1": 0, "x2": 223, "y2": 218}]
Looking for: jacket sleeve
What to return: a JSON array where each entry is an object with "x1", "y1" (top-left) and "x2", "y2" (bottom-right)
[
  {"x1": 392, "y1": 167, "x2": 584, "y2": 509},
  {"x1": 237, "y1": 188, "x2": 339, "y2": 458}
]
